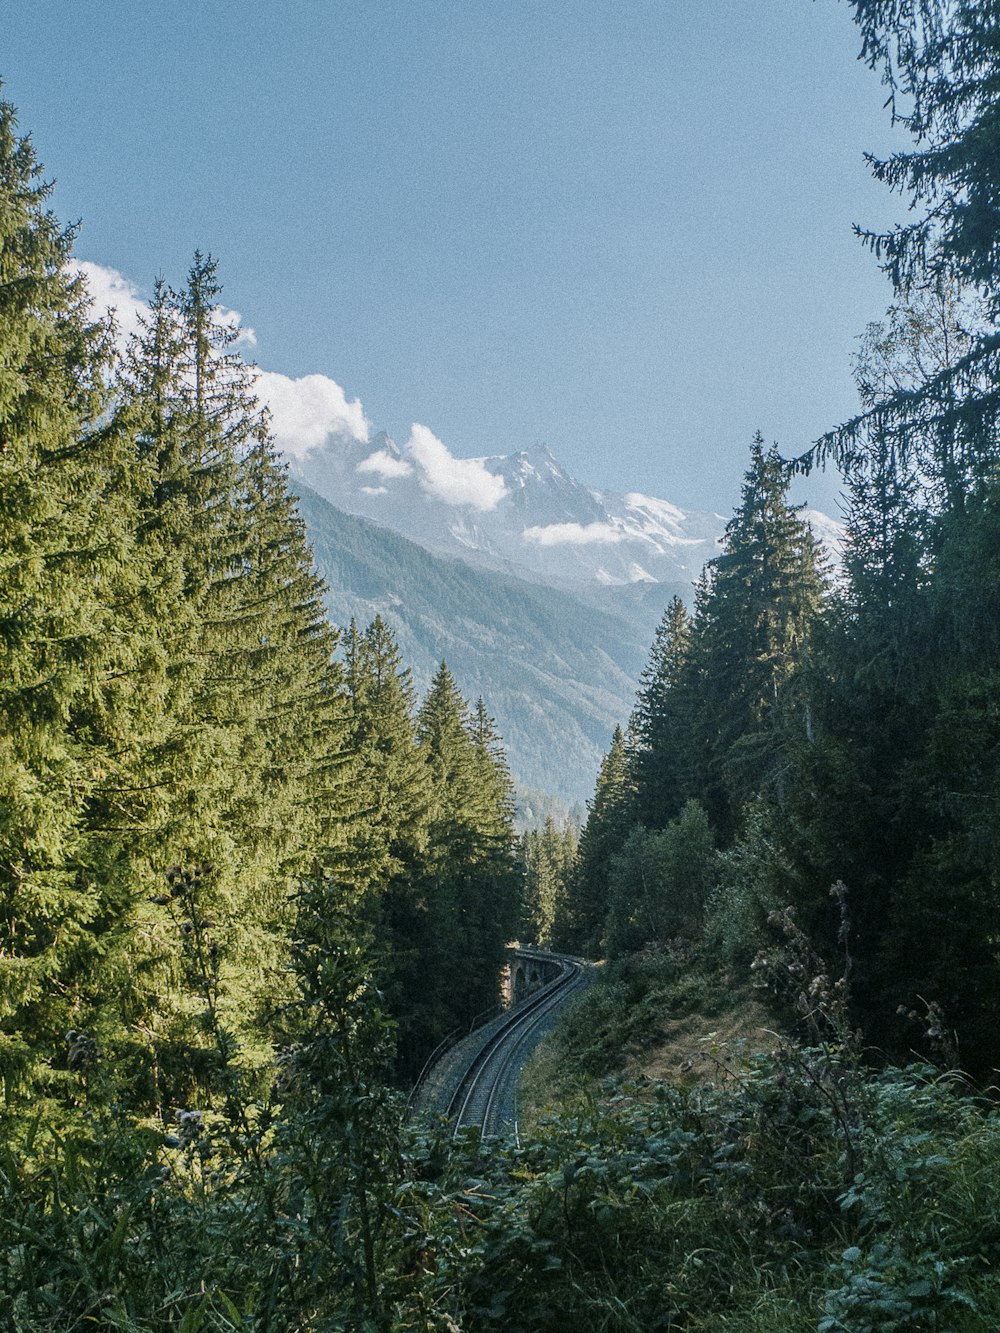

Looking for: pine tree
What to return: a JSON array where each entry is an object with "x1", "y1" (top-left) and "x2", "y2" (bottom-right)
[
  {"x1": 467, "y1": 696, "x2": 520, "y2": 977},
  {"x1": 603, "y1": 801, "x2": 716, "y2": 958},
  {"x1": 872, "y1": 460, "x2": 1000, "y2": 1071},
  {"x1": 519, "y1": 816, "x2": 577, "y2": 947},
  {"x1": 229, "y1": 433, "x2": 350, "y2": 964},
  {"x1": 559, "y1": 726, "x2": 633, "y2": 956},
  {"x1": 0, "y1": 97, "x2": 143, "y2": 1098},
  {"x1": 802, "y1": 3, "x2": 1000, "y2": 505},
  {"x1": 340, "y1": 616, "x2": 430, "y2": 900},
  {"x1": 107, "y1": 256, "x2": 352, "y2": 1105},
  {"x1": 813, "y1": 1, "x2": 1000, "y2": 1071},
  {"x1": 784, "y1": 287, "x2": 1000, "y2": 1066},
  {"x1": 339, "y1": 616, "x2": 433, "y2": 1073},
  {"x1": 413, "y1": 665, "x2": 517, "y2": 1048},
  {"x1": 688, "y1": 438, "x2": 826, "y2": 840},
  {"x1": 627, "y1": 596, "x2": 694, "y2": 831},
  {"x1": 849, "y1": 1, "x2": 1000, "y2": 311}
]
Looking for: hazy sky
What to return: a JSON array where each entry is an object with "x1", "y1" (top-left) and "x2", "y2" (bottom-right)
[{"x1": 6, "y1": 1, "x2": 906, "y2": 515}]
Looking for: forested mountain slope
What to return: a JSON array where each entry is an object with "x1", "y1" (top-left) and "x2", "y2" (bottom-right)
[{"x1": 295, "y1": 483, "x2": 649, "y2": 804}]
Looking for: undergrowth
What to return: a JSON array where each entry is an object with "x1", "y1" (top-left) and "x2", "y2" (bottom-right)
[
  {"x1": 520, "y1": 947, "x2": 748, "y2": 1115},
  {"x1": 6, "y1": 926, "x2": 1000, "y2": 1331},
  {"x1": 6, "y1": 1046, "x2": 1000, "y2": 1330},
  {"x1": 411, "y1": 1051, "x2": 1000, "y2": 1331}
]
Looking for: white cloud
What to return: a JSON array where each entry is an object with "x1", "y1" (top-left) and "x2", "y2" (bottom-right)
[
  {"x1": 74, "y1": 261, "x2": 149, "y2": 343},
  {"x1": 405, "y1": 423, "x2": 506, "y2": 511},
  {"x1": 255, "y1": 370, "x2": 370, "y2": 457},
  {"x1": 523, "y1": 521, "x2": 625, "y2": 546},
  {"x1": 72, "y1": 262, "x2": 374, "y2": 461},
  {"x1": 360, "y1": 484, "x2": 388, "y2": 496},
  {"x1": 74, "y1": 260, "x2": 256, "y2": 348},
  {"x1": 357, "y1": 447, "x2": 412, "y2": 479},
  {"x1": 217, "y1": 306, "x2": 256, "y2": 347}
]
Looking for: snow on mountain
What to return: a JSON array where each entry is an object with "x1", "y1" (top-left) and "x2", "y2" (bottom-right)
[
  {"x1": 802, "y1": 508, "x2": 846, "y2": 564},
  {"x1": 287, "y1": 432, "x2": 728, "y2": 594}
]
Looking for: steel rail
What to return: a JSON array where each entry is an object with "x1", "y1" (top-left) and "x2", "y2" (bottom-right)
[
  {"x1": 405, "y1": 998, "x2": 503, "y2": 1116},
  {"x1": 447, "y1": 956, "x2": 585, "y2": 1137},
  {"x1": 479, "y1": 964, "x2": 589, "y2": 1137}
]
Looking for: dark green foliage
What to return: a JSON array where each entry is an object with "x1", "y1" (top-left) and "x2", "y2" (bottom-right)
[
  {"x1": 564, "y1": 440, "x2": 825, "y2": 966},
  {"x1": 687, "y1": 438, "x2": 827, "y2": 839},
  {"x1": 0, "y1": 912, "x2": 407, "y2": 1332},
  {"x1": 537, "y1": 947, "x2": 735, "y2": 1083},
  {"x1": 8, "y1": 16, "x2": 1000, "y2": 1322},
  {"x1": 0, "y1": 96, "x2": 136, "y2": 1098},
  {"x1": 339, "y1": 616, "x2": 435, "y2": 1074},
  {"x1": 518, "y1": 816, "x2": 577, "y2": 947},
  {"x1": 273, "y1": 886, "x2": 405, "y2": 1331},
  {"x1": 338, "y1": 614, "x2": 429, "y2": 908},
  {"x1": 603, "y1": 801, "x2": 717, "y2": 958},
  {"x1": 849, "y1": 0, "x2": 1000, "y2": 311},
  {"x1": 95, "y1": 256, "x2": 355, "y2": 1107},
  {"x1": 626, "y1": 595, "x2": 693, "y2": 831},
  {"x1": 7, "y1": 960, "x2": 1000, "y2": 1331},
  {"x1": 558, "y1": 725, "x2": 633, "y2": 956},
  {"x1": 408, "y1": 1044, "x2": 1000, "y2": 1331},
  {"x1": 411, "y1": 665, "x2": 520, "y2": 1054},
  {"x1": 804, "y1": 2, "x2": 1000, "y2": 498},
  {"x1": 0, "y1": 81, "x2": 523, "y2": 1116},
  {"x1": 765, "y1": 0, "x2": 1000, "y2": 1069},
  {"x1": 870, "y1": 477, "x2": 1000, "y2": 1065}
]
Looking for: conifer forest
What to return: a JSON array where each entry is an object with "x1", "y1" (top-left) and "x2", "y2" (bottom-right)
[{"x1": 6, "y1": 2, "x2": 1000, "y2": 1328}]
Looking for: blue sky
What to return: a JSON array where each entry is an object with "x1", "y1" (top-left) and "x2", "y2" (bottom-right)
[{"x1": 6, "y1": 1, "x2": 905, "y2": 515}]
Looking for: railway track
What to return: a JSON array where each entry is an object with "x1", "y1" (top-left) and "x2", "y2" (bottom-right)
[{"x1": 446, "y1": 954, "x2": 589, "y2": 1139}]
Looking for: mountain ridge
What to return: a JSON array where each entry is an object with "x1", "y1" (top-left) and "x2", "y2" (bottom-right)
[
  {"x1": 288, "y1": 431, "x2": 729, "y2": 598},
  {"x1": 289, "y1": 435, "x2": 841, "y2": 803},
  {"x1": 294, "y1": 484, "x2": 651, "y2": 805}
]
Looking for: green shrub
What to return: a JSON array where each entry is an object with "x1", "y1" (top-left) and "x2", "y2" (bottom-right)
[{"x1": 604, "y1": 801, "x2": 718, "y2": 958}]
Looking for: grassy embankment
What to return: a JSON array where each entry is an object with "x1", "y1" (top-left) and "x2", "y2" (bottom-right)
[
  {"x1": 520, "y1": 949, "x2": 775, "y2": 1120},
  {"x1": 464, "y1": 947, "x2": 1000, "y2": 1331}
]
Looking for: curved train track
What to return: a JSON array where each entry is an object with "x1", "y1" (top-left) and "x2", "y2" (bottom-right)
[{"x1": 446, "y1": 954, "x2": 589, "y2": 1139}]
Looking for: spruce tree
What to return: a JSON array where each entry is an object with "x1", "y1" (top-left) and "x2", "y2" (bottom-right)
[
  {"x1": 873, "y1": 465, "x2": 1000, "y2": 1071},
  {"x1": 603, "y1": 800, "x2": 716, "y2": 958},
  {"x1": 559, "y1": 726, "x2": 633, "y2": 956},
  {"x1": 519, "y1": 816, "x2": 577, "y2": 947},
  {"x1": 849, "y1": 1, "x2": 1000, "y2": 310},
  {"x1": 230, "y1": 433, "x2": 350, "y2": 963},
  {"x1": 0, "y1": 98, "x2": 141, "y2": 1098},
  {"x1": 414, "y1": 665, "x2": 516, "y2": 1047},
  {"x1": 340, "y1": 616, "x2": 430, "y2": 902},
  {"x1": 109, "y1": 256, "x2": 351, "y2": 1104},
  {"x1": 688, "y1": 438, "x2": 826, "y2": 840},
  {"x1": 627, "y1": 596, "x2": 694, "y2": 831},
  {"x1": 340, "y1": 616, "x2": 432, "y2": 1073},
  {"x1": 822, "y1": 0, "x2": 1000, "y2": 1071},
  {"x1": 803, "y1": 3, "x2": 1000, "y2": 505},
  {"x1": 467, "y1": 697, "x2": 520, "y2": 981}
]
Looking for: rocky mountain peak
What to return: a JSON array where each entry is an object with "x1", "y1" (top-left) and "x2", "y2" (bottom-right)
[{"x1": 287, "y1": 430, "x2": 839, "y2": 596}]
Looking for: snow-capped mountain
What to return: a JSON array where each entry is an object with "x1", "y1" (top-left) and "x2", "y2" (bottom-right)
[
  {"x1": 288, "y1": 432, "x2": 729, "y2": 595},
  {"x1": 287, "y1": 432, "x2": 843, "y2": 805}
]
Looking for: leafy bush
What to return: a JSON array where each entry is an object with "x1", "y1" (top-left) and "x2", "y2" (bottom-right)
[
  {"x1": 604, "y1": 801, "x2": 718, "y2": 957},
  {"x1": 4, "y1": 1023, "x2": 1000, "y2": 1330},
  {"x1": 410, "y1": 1051, "x2": 1000, "y2": 1331}
]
